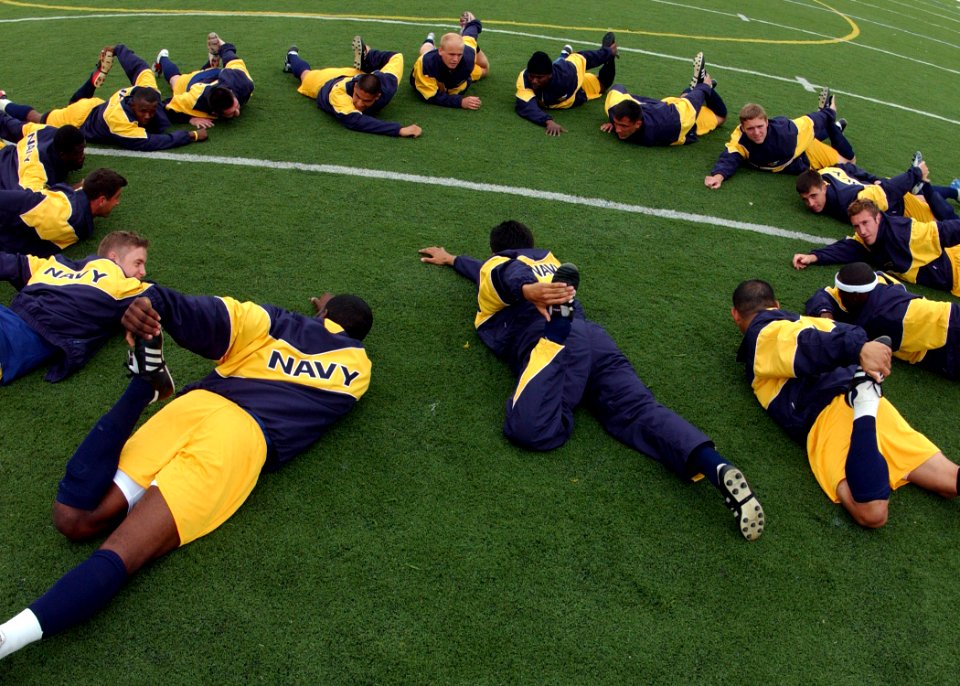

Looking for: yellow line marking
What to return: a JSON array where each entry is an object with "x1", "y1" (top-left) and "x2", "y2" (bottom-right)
[{"x1": 0, "y1": 0, "x2": 860, "y2": 45}]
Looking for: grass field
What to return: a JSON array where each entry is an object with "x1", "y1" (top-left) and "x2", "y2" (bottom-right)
[{"x1": 1, "y1": 0, "x2": 960, "y2": 683}]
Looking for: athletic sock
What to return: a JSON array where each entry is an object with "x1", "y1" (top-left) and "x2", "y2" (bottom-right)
[
  {"x1": 705, "y1": 88, "x2": 727, "y2": 119},
  {"x1": 69, "y1": 78, "x2": 97, "y2": 104},
  {"x1": 287, "y1": 53, "x2": 311, "y2": 80},
  {"x1": 56, "y1": 377, "x2": 154, "y2": 510},
  {"x1": 4, "y1": 102, "x2": 34, "y2": 121},
  {"x1": 598, "y1": 60, "x2": 616, "y2": 92},
  {"x1": 0, "y1": 609, "x2": 43, "y2": 659},
  {"x1": 688, "y1": 445, "x2": 728, "y2": 488},
  {"x1": 28, "y1": 549, "x2": 128, "y2": 637},
  {"x1": 159, "y1": 57, "x2": 180, "y2": 83},
  {"x1": 845, "y1": 416, "x2": 891, "y2": 502},
  {"x1": 827, "y1": 124, "x2": 856, "y2": 161},
  {"x1": 543, "y1": 314, "x2": 571, "y2": 344}
]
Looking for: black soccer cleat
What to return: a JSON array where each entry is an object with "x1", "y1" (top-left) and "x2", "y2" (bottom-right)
[
  {"x1": 837, "y1": 117, "x2": 847, "y2": 133},
  {"x1": 910, "y1": 151, "x2": 924, "y2": 194},
  {"x1": 283, "y1": 45, "x2": 299, "y2": 73},
  {"x1": 690, "y1": 51, "x2": 706, "y2": 89},
  {"x1": 126, "y1": 331, "x2": 175, "y2": 404},
  {"x1": 817, "y1": 86, "x2": 834, "y2": 110},
  {"x1": 549, "y1": 262, "x2": 579, "y2": 320},
  {"x1": 718, "y1": 465, "x2": 764, "y2": 541},
  {"x1": 560, "y1": 44, "x2": 573, "y2": 58},
  {"x1": 601, "y1": 31, "x2": 618, "y2": 58},
  {"x1": 352, "y1": 35, "x2": 367, "y2": 71}
]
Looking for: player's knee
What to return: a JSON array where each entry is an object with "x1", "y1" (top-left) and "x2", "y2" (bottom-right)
[
  {"x1": 52, "y1": 502, "x2": 96, "y2": 541},
  {"x1": 848, "y1": 500, "x2": 888, "y2": 529},
  {"x1": 503, "y1": 422, "x2": 569, "y2": 451},
  {"x1": 716, "y1": 114, "x2": 726, "y2": 126}
]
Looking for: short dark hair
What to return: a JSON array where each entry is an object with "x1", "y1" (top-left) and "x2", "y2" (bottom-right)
[
  {"x1": 355, "y1": 74, "x2": 382, "y2": 97},
  {"x1": 847, "y1": 198, "x2": 880, "y2": 219},
  {"x1": 732, "y1": 279, "x2": 776, "y2": 317},
  {"x1": 489, "y1": 220, "x2": 534, "y2": 253},
  {"x1": 52, "y1": 125, "x2": 85, "y2": 161},
  {"x1": 83, "y1": 168, "x2": 127, "y2": 201},
  {"x1": 208, "y1": 86, "x2": 235, "y2": 115},
  {"x1": 796, "y1": 169, "x2": 825, "y2": 195},
  {"x1": 97, "y1": 230, "x2": 149, "y2": 257},
  {"x1": 325, "y1": 294, "x2": 373, "y2": 341},
  {"x1": 129, "y1": 87, "x2": 160, "y2": 106},
  {"x1": 526, "y1": 51, "x2": 552, "y2": 75},
  {"x1": 609, "y1": 99, "x2": 642, "y2": 123}
]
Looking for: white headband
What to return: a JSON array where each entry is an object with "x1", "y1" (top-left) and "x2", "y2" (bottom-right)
[{"x1": 835, "y1": 272, "x2": 878, "y2": 293}]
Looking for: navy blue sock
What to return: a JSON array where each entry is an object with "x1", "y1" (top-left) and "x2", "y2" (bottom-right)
[
  {"x1": 160, "y1": 57, "x2": 181, "y2": 83},
  {"x1": 689, "y1": 444, "x2": 728, "y2": 488},
  {"x1": 69, "y1": 77, "x2": 97, "y2": 104},
  {"x1": 932, "y1": 184, "x2": 959, "y2": 201},
  {"x1": 56, "y1": 377, "x2": 154, "y2": 510},
  {"x1": 288, "y1": 53, "x2": 311, "y2": 80},
  {"x1": 922, "y1": 183, "x2": 959, "y2": 220},
  {"x1": 706, "y1": 88, "x2": 727, "y2": 119},
  {"x1": 543, "y1": 313, "x2": 571, "y2": 344},
  {"x1": 845, "y1": 416, "x2": 891, "y2": 501},
  {"x1": 29, "y1": 549, "x2": 128, "y2": 637},
  {"x1": 5, "y1": 102, "x2": 35, "y2": 121},
  {"x1": 827, "y1": 124, "x2": 855, "y2": 161}
]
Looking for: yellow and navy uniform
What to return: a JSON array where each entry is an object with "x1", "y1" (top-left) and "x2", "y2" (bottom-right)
[
  {"x1": 0, "y1": 251, "x2": 153, "y2": 381},
  {"x1": 451, "y1": 249, "x2": 712, "y2": 472},
  {"x1": 0, "y1": 184, "x2": 93, "y2": 256},
  {"x1": 711, "y1": 109, "x2": 840, "y2": 179},
  {"x1": 44, "y1": 44, "x2": 194, "y2": 151},
  {"x1": 604, "y1": 83, "x2": 721, "y2": 146},
  {"x1": 0, "y1": 113, "x2": 72, "y2": 191},
  {"x1": 515, "y1": 47, "x2": 614, "y2": 126},
  {"x1": 738, "y1": 308, "x2": 938, "y2": 501},
  {"x1": 164, "y1": 43, "x2": 254, "y2": 120},
  {"x1": 816, "y1": 164, "x2": 937, "y2": 224},
  {"x1": 805, "y1": 275, "x2": 960, "y2": 379},
  {"x1": 811, "y1": 213, "x2": 960, "y2": 296},
  {"x1": 409, "y1": 19, "x2": 484, "y2": 107}
]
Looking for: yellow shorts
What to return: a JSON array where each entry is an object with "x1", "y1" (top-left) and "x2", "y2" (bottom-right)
[
  {"x1": 45, "y1": 98, "x2": 104, "y2": 127},
  {"x1": 548, "y1": 54, "x2": 603, "y2": 109},
  {"x1": 946, "y1": 244, "x2": 960, "y2": 297},
  {"x1": 902, "y1": 192, "x2": 936, "y2": 223},
  {"x1": 118, "y1": 389, "x2": 268, "y2": 545},
  {"x1": 297, "y1": 67, "x2": 360, "y2": 99},
  {"x1": 470, "y1": 61, "x2": 485, "y2": 82},
  {"x1": 806, "y1": 395, "x2": 939, "y2": 503},
  {"x1": 804, "y1": 138, "x2": 843, "y2": 170},
  {"x1": 662, "y1": 96, "x2": 720, "y2": 144}
]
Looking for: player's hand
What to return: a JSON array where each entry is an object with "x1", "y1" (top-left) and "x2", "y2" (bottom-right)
[
  {"x1": 545, "y1": 120, "x2": 567, "y2": 136},
  {"x1": 310, "y1": 292, "x2": 334, "y2": 315},
  {"x1": 189, "y1": 117, "x2": 215, "y2": 129},
  {"x1": 792, "y1": 253, "x2": 818, "y2": 270},
  {"x1": 599, "y1": 122, "x2": 613, "y2": 134},
  {"x1": 522, "y1": 281, "x2": 575, "y2": 320},
  {"x1": 704, "y1": 174, "x2": 724, "y2": 189},
  {"x1": 859, "y1": 340, "x2": 892, "y2": 382},
  {"x1": 400, "y1": 124, "x2": 422, "y2": 138},
  {"x1": 192, "y1": 128, "x2": 209, "y2": 142},
  {"x1": 419, "y1": 246, "x2": 456, "y2": 266},
  {"x1": 122, "y1": 296, "x2": 161, "y2": 344},
  {"x1": 461, "y1": 96, "x2": 482, "y2": 110}
]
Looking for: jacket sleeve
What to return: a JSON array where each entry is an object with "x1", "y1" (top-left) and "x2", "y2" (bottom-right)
[{"x1": 811, "y1": 237, "x2": 870, "y2": 265}]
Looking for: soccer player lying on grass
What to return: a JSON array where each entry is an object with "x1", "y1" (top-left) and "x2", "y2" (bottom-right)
[
  {"x1": 0, "y1": 167, "x2": 126, "y2": 256},
  {"x1": 704, "y1": 88, "x2": 853, "y2": 190},
  {"x1": 796, "y1": 153, "x2": 958, "y2": 225},
  {"x1": 600, "y1": 52, "x2": 727, "y2": 146},
  {"x1": 419, "y1": 221, "x2": 765, "y2": 541},
  {"x1": 0, "y1": 111, "x2": 86, "y2": 191},
  {"x1": 793, "y1": 198, "x2": 960, "y2": 297},
  {"x1": 0, "y1": 44, "x2": 208, "y2": 151},
  {"x1": 0, "y1": 289, "x2": 373, "y2": 661},
  {"x1": 732, "y1": 279, "x2": 960, "y2": 527},
  {"x1": 283, "y1": 36, "x2": 421, "y2": 138},
  {"x1": 153, "y1": 31, "x2": 254, "y2": 129},
  {"x1": 516, "y1": 32, "x2": 618, "y2": 137},
  {"x1": 410, "y1": 10, "x2": 489, "y2": 110},
  {"x1": 805, "y1": 262, "x2": 960, "y2": 380},
  {"x1": 0, "y1": 230, "x2": 147, "y2": 385}
]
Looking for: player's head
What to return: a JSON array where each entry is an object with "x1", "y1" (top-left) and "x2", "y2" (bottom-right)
[
  {"x1": 525, "y1": 51, "x2": 553, "y2": 89},
  {"x1": 738, "y1": 103, "x2": 768, "y2": 144},
  {"x1": 796, "y1": 170, "x2": 828, "y2": 213},
  {"x1": 128, "y1": 87, "x2": 160, "y2": 126},
  {"x1": 52, "y1": 124, "x2": 86, "y2": 171},
  {"x1": 83, "y1": 168, "x2": 128, "y2": 218},
  {"x1": 834, "y1": 262, "x2": 877, "y2": 311},
  {"x1": 98, "y1": 230, "x2": 149, "y2": 280},
  {"x1": 209, "y1": 86, "x2": 241, "y2": 118},
  {"x1": 609, "y1": 100, "x2": 643, "y2": 139},
  {"x1": 847, "y1": 198, "x2": 882, "y2": 245},
  {"x1": 438, "y1": 33, "x2": 465, "y2": 69},
  {"x1": 489, "y1": 220, "x2": 535, "y2": 254},
  {"x1": 352, "y1": 74, "x2": 382, "y2": 111},
  {"x1": 323, "y1": 294, "x2": 373, "y2": 341},
  {"x1": 731, "y1": 279, "x2": 778, "y2": 332}
]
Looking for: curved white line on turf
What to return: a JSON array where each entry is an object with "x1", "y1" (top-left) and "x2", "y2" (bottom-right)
[
  {"x1": 87, "y1": 147, "x2": 833, "y2": 246},
  {"x1": 0, "y1": 10, "x2": 955, "y2": 125}
]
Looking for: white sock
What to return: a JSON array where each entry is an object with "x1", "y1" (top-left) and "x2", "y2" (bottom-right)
[
  {"x1": 852, "y1": 381, "x2": 881, "y2": 420},
  {"x1": 0, "y1": 609, "x2": 43, "y2": 660}
]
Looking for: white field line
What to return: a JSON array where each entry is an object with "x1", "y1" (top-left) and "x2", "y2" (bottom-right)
[
  {"x1": 88, "y1": 147, "x2": 834, "y2": 246},
  {"x1": 783, "y1": 0, "x2": 960, "y2": 45}
]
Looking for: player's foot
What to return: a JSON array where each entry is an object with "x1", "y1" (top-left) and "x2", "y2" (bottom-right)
[
  {"x1": 0, "y1": 91, "x2": 8, "y2": 113},
  {"x1": 283, "y1": 45, "x2": 299, "y2": 73},
  {"x1": 911, "y1": 151, "x2": 924, "y2": 194},
  {"x1": 836, "y1": 117, "x2": 847, "y2": 133},
  {"x1": 352, "y1": 35, "x2": 367, "y2": 71},
  {"x1": 126, "y1": 331, "x2": 175, "y2": 404},
  {"x1": 92, "y1": 46, "x2": 114, "y2": 88},
  {"x1": 718, "y1": 465, "x2": 764, "y2": 542},
  {"x1": 560, "y1": 44, "x2": 573, "y2": 58},
  {"x1": 207, "y1": 32, "x2": 223, "y2": 68},
  {"x1": 845, "y1": 336, "x2": 890, "y2": 407},
  {"x1": 424, "y1": 32, "x2": 436, "y2": 45},
  {"x1": 601, "y1": 30, "x2": 618, "y2": 58},
  {"x1": 153, "y1": 49, "x2": 169, "y2": 79},
  {"x1": 817, "y1": 86, "x2": 835, "y2": 110},
  {"x1": 690, "y1": 51, "x2": 706, "y2": 89},
  {"x1": 951, "y1": 178, "x2": 960, "y2": 193},
  {"x1": 460, "y1": 11, "x2": 476, "y2": 30},
  {"x1": 549, "y1": 262, "x2": 579, "y2": 320}
]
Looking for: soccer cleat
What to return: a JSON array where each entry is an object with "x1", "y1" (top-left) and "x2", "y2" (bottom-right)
[
  {"x1": 549, "y1": 262, "x2": 579, "y2": 320},
  {"x1": 92, "y1": 46, "x2": 114, "y2": 88},
  {"x1": 424, "y1": 32, "x2": 436, "y2": 45},
  {"x1": 459, "y1": 11, "x2": 476, "y2": 29},
  {"x1": 282, "y1": 45, "x2": 299, "y2": 73},
  {"x1": 951, "y1": 178, "x2": 960, "y2": 193},
  {"x1": 560, "y1": 44, "x2": 573, "y2": 58},
  {"x1": 600, "y1": 30, "x2": 618, "y2": 58},
  {"x1": 126, "y1": 331, "x2": 175, "y2": 404},
  {"x1": 690, "y1": 51, "x2": 706, "y2": 89},
  {"x1": 718, "y1": 465, "x2": 764, "y2": 541},
  {"x1": 352, "y1": 35, "x2": 367, "y2": 71},
  {"x1": 153, "y1": 49, "x2": 169, "y2": 79},
  {"x1": 845, "y1": 367, "x2": 882, "y2": 407},
  {"x1": 0, "y1": 91, "x2": 8, "y2": 113},
  {"x1": 817, "y1": 86, "x2": 834, "y2": 110},
  {"x1": 207, "y1": 32, "x2": 222, "y2": 68},
  {"x1": 836, "y1": 117, "x2": 847, "y2": 133},
  {"x1": 911, "y1": 151, "x2": 924, "y2": 194}
]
